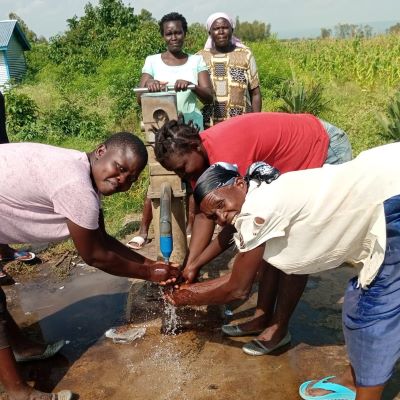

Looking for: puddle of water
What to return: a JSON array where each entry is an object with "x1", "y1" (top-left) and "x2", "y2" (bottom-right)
[{"x1": 5, "y1": 264, "x2": 132, "y2": 360}]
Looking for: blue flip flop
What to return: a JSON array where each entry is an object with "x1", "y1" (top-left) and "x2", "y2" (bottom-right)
[{"x1": 299, "y1": 376, "x2": 356, "y2": 400}]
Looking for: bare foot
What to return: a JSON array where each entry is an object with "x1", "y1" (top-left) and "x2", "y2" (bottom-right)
[
  {"x1": 256, "y1": 323, "x2": 289, "y2": 347},
  {"x1": 235, "y1": 313, "x2": 270, "y2": 333}
]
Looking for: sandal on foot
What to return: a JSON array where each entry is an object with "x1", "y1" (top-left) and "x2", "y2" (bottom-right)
[
  {"x1": 242, "y1": 332, "x2": 291, "y2": 356},
  {"x1": 52, "y1": 390, "x2": 73, "y2": 400},
  {"x1": 126, "y1": 236, "x2": 149, "y2": 250},
  {"x1": 0, "y1": 250, "x2": 36, "y2": 262},
  {"x1": 221, "y1": 324, "x2": 263, "y2": 337},
  {"x1": 14, "y1": 339, "x2": 65, "y2": 362},
  {"x1": 299, "y1": 376, "x2": 356, "y2": 400}
]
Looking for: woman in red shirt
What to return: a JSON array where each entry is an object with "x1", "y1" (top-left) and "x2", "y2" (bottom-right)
[{"x1": 154, "y1": 111, "x2": 352, "y2": 356}]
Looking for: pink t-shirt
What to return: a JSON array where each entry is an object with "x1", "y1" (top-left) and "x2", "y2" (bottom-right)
[{"x1": 0, "y1": 143, "x2": 100, "y2": 244}]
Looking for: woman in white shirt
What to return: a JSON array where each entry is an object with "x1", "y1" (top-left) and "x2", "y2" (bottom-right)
[
  {"x1": 129, "y1": 12, "x2": 214, "y2": 250},
  {"x1": 166, "y1": 143, "x2": 400, "y2": 400}
]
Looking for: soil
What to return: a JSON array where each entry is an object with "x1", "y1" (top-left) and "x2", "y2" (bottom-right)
[{"x1": 1, "y1": 239, "x2": 400, "y2": 400}]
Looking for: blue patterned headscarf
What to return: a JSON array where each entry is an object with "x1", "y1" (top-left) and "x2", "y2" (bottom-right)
[{"x1": 194, "y1": 161, "x2": 280, "y2": 205}]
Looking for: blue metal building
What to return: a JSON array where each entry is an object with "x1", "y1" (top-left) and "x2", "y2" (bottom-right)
[{"x1": 0, "y1": 20, "x2": 31, "y2": 89}]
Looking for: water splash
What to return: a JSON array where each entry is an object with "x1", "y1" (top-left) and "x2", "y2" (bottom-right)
[{"x1": 159, "y1": 287, "x2": 181, "y2": 335}]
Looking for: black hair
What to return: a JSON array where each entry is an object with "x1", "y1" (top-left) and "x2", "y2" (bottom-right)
[
  {"x1": 153, "y1": 116, "x2": 200, "y2": 167},
  {"x1": 104, "y1": 132, "x2": 148, "y2": 167},
  {"x1": 194, "y1": 164, "x2": 239, "y2": 205},
  {"x1": 193, "y1": 161, "x2": 281, "y2": 205},
  {"x1": 159, "y1": 12, "x2": 188, "y2": 35}
]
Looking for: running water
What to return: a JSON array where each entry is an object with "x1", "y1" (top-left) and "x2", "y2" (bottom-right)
[{"x1": 159, "y1": 287, "x2": 181, "y2": 335}]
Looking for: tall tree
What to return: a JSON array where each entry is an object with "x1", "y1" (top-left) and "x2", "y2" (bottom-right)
[
  {"x1": 387, "y1": 22, "x2": 400, "y2": 35},
  {"x1": 235, "y1": 17, "x2": 271, "y2": 41},
  {"x1": 138, "y1": 9, "x2": 155, "y2": 22},
  {"x1": 320, "y1": 28, "x2": 332, "y2": 39},
  {"x1": 8, "y1": 12, "x2": 47, "y2": 43},
  {"x1": 334, "y1": 23, "x2": 373, "y2": 39}
]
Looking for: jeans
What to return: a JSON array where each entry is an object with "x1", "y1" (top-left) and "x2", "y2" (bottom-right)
[{"x1": 320, "y1": 119, "x2": 352, "y2": 165}]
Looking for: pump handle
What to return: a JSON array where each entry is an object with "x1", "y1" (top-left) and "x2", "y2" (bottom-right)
[{"x1": 133, "y1": 84, "x2": 195, "y2": 94}]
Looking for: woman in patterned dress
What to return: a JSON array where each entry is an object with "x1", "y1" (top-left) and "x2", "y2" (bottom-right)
[{"x1": 197, "y1": 12, "x2": 262, "y2": 127}]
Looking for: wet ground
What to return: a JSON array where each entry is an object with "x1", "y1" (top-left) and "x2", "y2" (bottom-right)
[{"x1": 1, "y1": 239, "x2": 400, "y2": 400}]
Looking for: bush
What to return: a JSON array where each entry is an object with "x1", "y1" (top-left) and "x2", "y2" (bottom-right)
[
  {"x1": 44, "y1": 101, "x2": 106, "y2": 139},
  {"x1": 278, "y1": 72, "x2": 330, "y2": 115},
  {"x1": 4, "y1": 91, "x2": 43, "y2": 140}
]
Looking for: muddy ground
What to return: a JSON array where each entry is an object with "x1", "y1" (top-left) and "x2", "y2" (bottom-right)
[{"x1": 1, "y1": 237, "x2": 400, "y2": 400}]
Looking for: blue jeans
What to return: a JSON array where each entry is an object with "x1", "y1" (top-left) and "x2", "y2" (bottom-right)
[
  {"x1": 343, "y1": 194, "x2": 400, "y2": 386},
  {"x1": 320, "y1": 119, "x2": 352, "y2": 165}
]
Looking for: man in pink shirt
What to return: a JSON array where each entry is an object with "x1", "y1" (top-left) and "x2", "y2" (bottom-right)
[{"x1": 0, "y1": 133, "x2": 179, "y2": 400}]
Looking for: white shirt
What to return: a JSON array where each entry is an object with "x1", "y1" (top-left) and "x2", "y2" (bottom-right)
[
  {"x1": 142, "y1": 54, "x2": 208, "y2": 128},
  {"x1": 233, "y1": 142, "x2": 400, "y2": 288}
]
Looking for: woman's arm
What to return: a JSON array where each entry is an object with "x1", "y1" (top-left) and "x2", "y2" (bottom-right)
[
  {"x1": 67, "y1": 219, "x2": 180, "y2": 283},
  {"x1": 183, "y1": 222, "x2": 236, "y2": 282},
  {"x1": 249, "y1": 86, "x2": 262, "y2": 112},
  {"x1": 174, "y1": 70, "x2": 214, "y2": 104},
  {"x1": 193, "y1": 70, "x2": 214, "y2": 104},
  {"x1": 167, "y1": 244, "x2": 266, "y2": 306}
]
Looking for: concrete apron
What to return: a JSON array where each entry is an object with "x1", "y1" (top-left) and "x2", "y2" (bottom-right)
[{"x1": 1, "y1": 239, "x2": 400, "y2": 399}]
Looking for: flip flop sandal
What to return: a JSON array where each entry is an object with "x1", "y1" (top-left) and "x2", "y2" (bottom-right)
[
  {"x1": 242, "y1": 332, "x2": 291, "y2": 356},
  {"x1": 51, "y1": 390, "x2": 73, "y2": 400},
  {"x1": 221, "y1": 324, "x2": 264, "y2": 337},
  {"x1": 299, "y1": 376, "x2": 355, "y2": 399},
  {"x1": 0, "y1": 251, "x2": 36, "y2": 262},
  {"x1": 14, "y1": 339, "x2": 65, "y2": 362},
  {"x1": 126, "y1": 236, "x2": 149, "y2": 250}
]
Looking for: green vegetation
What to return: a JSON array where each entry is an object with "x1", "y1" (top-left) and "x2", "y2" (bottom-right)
[
  {"x1": 278, "y1": 71, "x2": 330, "y2": 115},
  {"x1": 376, "y1": 92, "x2": 400, "y2": 142},
  {"x1": 5, "y1": 0, "x2": 400, "y2": 235},
  {"x1": 235, "y1": 18, "x2": 271, "y2": 41}
]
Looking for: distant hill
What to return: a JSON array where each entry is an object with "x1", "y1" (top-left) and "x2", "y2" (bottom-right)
[{"x1": 276, "y1": 20, "x2": 399, "y2": 39}]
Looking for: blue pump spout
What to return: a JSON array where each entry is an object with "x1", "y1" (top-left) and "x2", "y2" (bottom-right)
[{"x1": 160, "y1": 183, "x2": 173, "y2": 263}]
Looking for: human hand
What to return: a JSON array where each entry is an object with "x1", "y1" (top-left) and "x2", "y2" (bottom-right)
[
  {"x1": 182, "y1": 263, "x2": 201, "y2": 283},
  {"x1": 174, "y1": 80, "x2": 192, "y2": 92},
  {"x1": 145, "y1": 79, "x2": 167, "y2": 92},
  {"x1": 149, "y1": 261, "x2": 181, "y2": 285},
  {"x1": 164, "y1": 284, "x2": 195, "y2": 306}
]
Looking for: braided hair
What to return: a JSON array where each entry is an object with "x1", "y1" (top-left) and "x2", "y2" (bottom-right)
[{"x1": 153, "y1": 116, "x2": 201, "y2": 167}]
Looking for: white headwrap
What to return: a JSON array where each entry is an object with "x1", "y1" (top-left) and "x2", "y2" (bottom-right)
[{"x1": 204, "y1": 12, "x2": 246, "y2": 50}]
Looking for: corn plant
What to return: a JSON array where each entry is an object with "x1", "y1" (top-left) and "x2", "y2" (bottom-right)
[{"x1": 376, "y1": 92, "x2": 400, "y2": 142}]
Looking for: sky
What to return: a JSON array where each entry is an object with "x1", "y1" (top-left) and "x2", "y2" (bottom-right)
[{"x1": 1, "y1": 0, "x2": 400, "y2": 39}]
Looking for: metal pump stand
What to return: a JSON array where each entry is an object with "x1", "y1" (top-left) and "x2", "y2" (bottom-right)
[{"x1": 134, "y1": 86, "x2": 191, "y2": 264}]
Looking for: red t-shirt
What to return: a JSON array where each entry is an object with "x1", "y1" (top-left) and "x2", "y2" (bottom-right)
[{"x1": 200, "y1": 112, "x2": 329, "y2": 176}]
